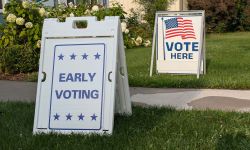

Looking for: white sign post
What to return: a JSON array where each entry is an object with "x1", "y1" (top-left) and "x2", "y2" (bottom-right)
[
  {"x1": 33, "y1": 16, "x2": 132, "y2": 135},
  {"x1": 150, "y1": 11, "x2": 206, "y2": 78}
]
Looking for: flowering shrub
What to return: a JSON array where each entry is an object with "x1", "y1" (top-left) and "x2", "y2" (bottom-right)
[
  {"x1": 122, "y1": 9, "x2": 152, "y2": 48},
  {"x1": 0, "y1": 0, "x2": 151, "y2": 74},
  {"x1": 0, "y1": 0, "x2": 45, "y2": 49}
]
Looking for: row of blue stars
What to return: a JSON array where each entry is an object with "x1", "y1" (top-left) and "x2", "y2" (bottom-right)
[
  {"x1": 58, "y1": 53, "x2": 101, "y2": 60},
  {"x1": 53, "y1": 113, "x2": 98, "y2": 121}
]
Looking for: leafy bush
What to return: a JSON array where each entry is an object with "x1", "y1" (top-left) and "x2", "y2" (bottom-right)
[
  {"x1": 0, "y1": 45, "x2": 39, "y2": 74},
  {"x1": 0, "y1": 0, "x2": 45, "y2": 49},
  {"x1": 124, "y1": 10, "x2": 152, "y2": 48},
  {"x1": 187, "y1": 0, "x2": 250, "y2": 32},
  {"x1": 0, "y1": 0, "x2": 152, "y2": 74},
  {"x1": 135, "y1": 0, "x2": 174, "y2": 29}
]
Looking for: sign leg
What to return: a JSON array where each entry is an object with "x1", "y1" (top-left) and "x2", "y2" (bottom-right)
[{"x1": 150, "y1": 15, "x2": 158, "y2": 77}]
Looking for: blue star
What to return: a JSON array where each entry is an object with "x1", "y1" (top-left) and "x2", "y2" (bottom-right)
[
  {"x1": 58, "y1": 54, "x2": 64, "y2": 60},
  {"x1": 82, "y1": 53, "x2": 88, "y2": 60},
  {"x1": 78, "y1": 113, "x2": 84, "y2": 120},
  {"x1": 91, "y1": 114, "x2": 98, "y2": 121},
  {"x1": 54, "y1": 113, "x2": 60, "y2": 120},
  {"x1": 66, "y1": 113, "x2": 72, "y2": 120},
  {"x1": 94, "y1": 53, "x2": 101, "y2": 60},
  {"x1": 70, "y1": 53, "x2": 77, "y2": 60}
]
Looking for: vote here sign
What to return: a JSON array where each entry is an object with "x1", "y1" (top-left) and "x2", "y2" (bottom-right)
[
  {"x1": 49, "y1": 43, "x2": 105, "y2": 130},
  {"x1": 154, "y1": 11, "x2": 205, "y2": 75}
]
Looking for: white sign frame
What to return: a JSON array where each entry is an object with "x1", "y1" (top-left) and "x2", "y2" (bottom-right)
[
  {"x1": 33, "y1": 16, "x2": 132, "y2": 135},
  {"x1": 150, "y1": 11, "x2": 206, "y2": 79}
]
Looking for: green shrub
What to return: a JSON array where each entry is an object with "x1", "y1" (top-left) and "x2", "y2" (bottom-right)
[
  {"x1": 0, "y1": 1, "x2": 152, "y2": 74},
  {"x1": 187, "y1": 0, "x2": 250, "y2": 32},
  {"x1": 0, "y1": 45, "x2": 39, "y2": 74},
  {"x1": 0, "y1": 0, "x2": 45, "y2": 49},
  {"x1": 135, "y1": 0, "x2": 174, "y2": 29}
]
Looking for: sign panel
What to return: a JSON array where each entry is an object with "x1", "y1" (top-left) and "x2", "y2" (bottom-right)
[
  {"x1": 50, "y1": 44, "x2": 105, "y2": 130},
  {"x1": 33, "y1": 17, "x2": 132, "y2": 135},
  {"x1": 150, "y1": 11, "x2": 205, "y2": 78}
]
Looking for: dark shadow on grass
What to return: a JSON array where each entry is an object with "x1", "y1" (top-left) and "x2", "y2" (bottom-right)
[
  {"x1": 216, "y1": 133, "x2": 250, "y2": 150},
  {"x1": 206, "y1": 58, "x2": 211, "y2": 73}
]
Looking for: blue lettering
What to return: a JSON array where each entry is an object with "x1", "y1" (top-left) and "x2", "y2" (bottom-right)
[
  {"x1": 183, "y1": 42, "x2": 191, "y2": 51},
  {"x1": 189, "y1": 53, "x2": 193, "y2": 59},
  {"x1": 170, "y1": 53, "x2": 194, "y2": 60},
  {"x1": 166, "y1": 42, "x2": 174, "y2": 51},
  {"x1": 171, "y1": 53, "x2": 177, "y2": 59},
  {"x1": 55, "y1": 90, "x2": 100, "y2": 99},
  {"x1": 177, "y1": 53, "x2": 182, "y2": 59},
  {"x1": 91, "y1": 90, "x2": 99, "y2": 99},
  {"x1": 63, "y1": 90, "x2": 71, "y2": 99},
  {"x1": 89, "y1": 73, "x2": 96, "y2": 82},
  {"x1": 166, "y1": 42, "x2": 199, "y2": 52},
  {"x1": 175, "y1": 42, "x2": 182, "y2": 51},
  {"x1": 82, "y1": 73, "x2": 88, "y2": 82},
  {"x1": 183, "y1": 53, "x2": 188, "y2": 59},
  {"x1": 82, "y1": 90, "x2": 90, "y2": 99},
  {"x1": 59, "y1": 73, "x2": 66, "y2": 82},
  {"x1": 66, "y1": 73, "x2": 74, "y2": 82},
  {"x1": 192, "y1": 42, "x2": 199, "y2": 51},
  {"x1": 55, "y1": 90, "x2": 63, "y2": 99},
  {"x1": 74, "y1": 73, "x2": 81, "y2": 82}
]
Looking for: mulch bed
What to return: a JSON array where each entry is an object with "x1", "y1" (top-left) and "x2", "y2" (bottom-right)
[{"x1": 0, "y1": 73, "x2": 28, "y2": 81}]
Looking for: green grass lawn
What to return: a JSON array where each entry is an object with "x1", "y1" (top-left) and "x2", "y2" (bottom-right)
[
  {"x1": 1, "y1": 102, "x2": 250, "y2": 149},
  {"x1": 127, "y1": 32, "x2": 250, "y2": 89}
]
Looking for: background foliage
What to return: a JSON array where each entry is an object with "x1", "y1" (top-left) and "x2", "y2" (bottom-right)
[
  {"x1": 0, "y1": 0, "x2": 151, "y2": 74},
  {"x1": 135, "y1": 0, "x2": 174, "y2": 30},
  {"x1": 187, "y1": 0, "x2": 250, "y2": 32}
]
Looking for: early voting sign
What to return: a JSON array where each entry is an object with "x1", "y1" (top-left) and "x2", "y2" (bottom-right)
[
  {"x1": 150, "y1": 11, "x2": 206, "y2": 78},
  {"x1": 33, "y1": 16, "x2": 132, "y2": 135}
]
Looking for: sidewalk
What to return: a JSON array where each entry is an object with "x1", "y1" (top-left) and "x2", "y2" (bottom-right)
[{"x1": 1, "y1": 80, "x2": 250, "y2": 112}]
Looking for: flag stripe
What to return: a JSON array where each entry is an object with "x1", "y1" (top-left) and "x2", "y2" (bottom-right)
[{"x1": 165, "y1": 17, "x2": 196, "y2": 40}]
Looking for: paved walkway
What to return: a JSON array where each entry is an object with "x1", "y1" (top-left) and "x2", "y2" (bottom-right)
[{"x1": 1, "y1": 80, "x2": 250, "y2": 112}]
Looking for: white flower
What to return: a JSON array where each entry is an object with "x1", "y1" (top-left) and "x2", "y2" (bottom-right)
[
  {"x1": 39, "y1": 8, "x2": 46, "y2": 17},
  {"x1": 143, "y1": 40, "x2": 151, "y2": 47},
  {"x1": 62, "y1": 14, "x2": 67, "y2": 18},
  {"x1": 136, "y1": 36, "x2": 143, "y2": 44},
  {"x1": 121, "y1": 22, "x2": 127, "y2": 29},
  {"x1": 22, "y1": 1, "x2": 30, "y2": 9},
  {"x1": 140, "y1": 20, "x2": 148, "y2": 24},
  {"x1": 37, "y1": 40, "x2": 41, "y2": 48},
  {"x1": 16, "y1": 17, "x2": 25, "y2": 25},
  {"x1": 69, "y1": 13, "x2": 75, "y2": 17},
  {"x1": 68, "y1": 2, "x2": 74, "y2": 8},
  {"x1": 84, "y1": 9, "x2": 91, "y2": 15},
  {"x1": 135, "y1": 36, "x2": 143, "y2": 46},
  {"x1": 91, "y1": 5, "x2": 99, "y2": 12},
  {"x1": 25, "y1": 22, "x2": 33, "y2": 28},
  {"x1": 6, "y1": 14, "x2": 16, "y2": 23},
  {"x1": 125, "y1": 29, "x2": 129, "y2": 34},
  {"x1": 121, "y1": 22, "x2": 127, "y2": 32}
]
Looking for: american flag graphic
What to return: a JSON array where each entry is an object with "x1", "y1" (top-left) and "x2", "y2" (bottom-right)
[{"x1": 165, "y1": 17, "x2": 196, "y2": 39}]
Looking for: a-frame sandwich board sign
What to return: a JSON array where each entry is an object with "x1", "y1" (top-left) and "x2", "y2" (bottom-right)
[
  {"x1": 33, "y1": 16, "x2": 132, "y2": 135},
  {"x1": 150, "y1": 11, "x2": 206, "y2": 79}
]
